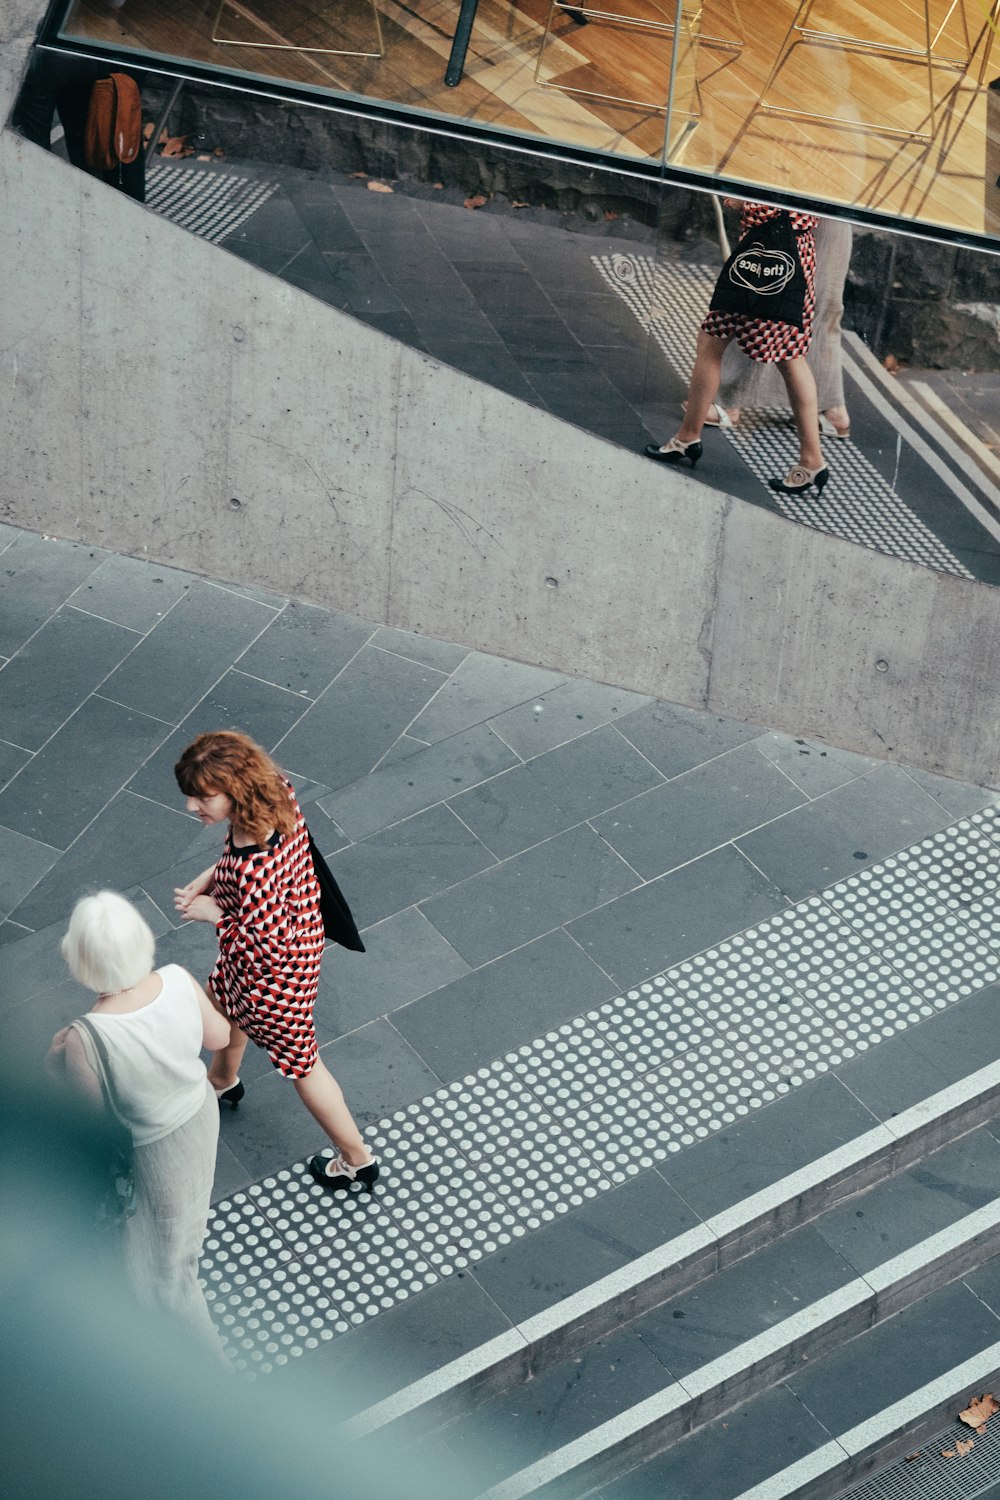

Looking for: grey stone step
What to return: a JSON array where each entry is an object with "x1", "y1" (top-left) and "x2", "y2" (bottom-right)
[
  {"x1": 449, "y1": 1182, "x2": 1000, "y2": 1498},
  {"x1": 342, "y1": 1060, "x2": 1000, "y2": 1449}
]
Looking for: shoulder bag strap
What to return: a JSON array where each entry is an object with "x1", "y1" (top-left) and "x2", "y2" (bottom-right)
[{"x1": 72, "y1": 1016, "x2": 131, "y2": 1129}]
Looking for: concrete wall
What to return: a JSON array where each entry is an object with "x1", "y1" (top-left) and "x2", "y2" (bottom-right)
[{"x1": 2, "y1": 3, "x2": 1000, "y2": 788}]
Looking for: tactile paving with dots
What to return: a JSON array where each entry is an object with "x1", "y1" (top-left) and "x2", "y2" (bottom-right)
[{"x1": 200, "y1": 814, "x2": 1000, "y2": 1366}]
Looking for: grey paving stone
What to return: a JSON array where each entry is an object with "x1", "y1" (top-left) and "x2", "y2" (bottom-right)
[
  {"x1": 566, "y1": 844, "x2": 787, "y2": 989},
  {"x1": 319, "y1": 724, "x2": 519, "y2": 841},
  {"x1": 288, "y1": 1273, "x2": 514, "y2": 1417},
  {"x1": 0, "y1": 826, "x2": 59, "y2": 923},
  {"x1": 68, "y1": 553, "x2": 197, "y2": 631},
  {"x1": 234, "y1": 601, "x2": 374, "y2": 697},
  {"x1": 614, "y1": 698, "x2": 766, "y2": 778},
  {"x1": 785, "y1": 1281, "x2": 1000, "y2": 1433},
  {"x1": 275, "y1": 645, "x2": 448, "y2": 790},
  {"x1": 138, "y1": 846, "x2": 220, "y2": 931},
  {"x1": 816, "y1": 1127, "x2": 1000, "y2": 1274},
  {"x1": 326, "y1": 804, "x2": 496, "y2": 928},
  {"x1": 831, "y1": 1033, "x2": 954, "y2": 1120},
  {"x1": 368, "y1": 625, "x2": 469, "y2": 674},
  {"x1": 486, "y1": 678, "x2": 653, "y2": 758},
  {"x1": 904, "y1": 765, "x2": 1000, "y2": 817},
  {"x1": 0, "y1": 532, "x2": 108, "y2": 657},
  {"x1": 127, "y1": 668, "x2": 313, "y2": 807},
  {"x1": 471, "y1": 1171, "x2": 703, "y2": 1324},
  {"x1": 100, "y1": 581, "x2": 276, "y2": 723},
  {"x1": 0, "y1": 606, "x2": 140, "y2": 752},
  {"x1": 660, "y1": 1074, "x2": 881, "y2": 1221},
  {"x1": 420, "y1": 822, "x2": 640, "y2": 968},
  {"x1": 0, "y1": 695, "x2": 169, "y2": 849},
  {"x1": 390, "y1": 930, "x2": 614, "y2": 1082},
  {"x1": 635, "y1": 1227, "x2": 857, "y2": 1378},
  {"x1": 0, "y1": 919, "x2": 74, "y2": 1011},
  {"x1": 592, "y1": 742, "x2": 807, "y2": 881},
  {"x1": 316, "y1": 1017, "x2": 443, "y2": 1122},
  {"x1": 313, "y1": 907, "x2": 470, "y2": 1037},
  {"x1": 899, "y1": 982, "x2": 1000, "y2": 1077},
  {"x1": 373, "y1": 733, "x2": 430, "y2": 769},
  {"x1": 209, "y1": 1063, "x2": 328, "y2": 1181},
  {"x1": 594, "y1": 1383, "x2": 832, "y2": 1500},
  {"x1": 756, "y1": 732, "x2": 881, "y2": 797},
  {"x1": 0, "y1": 740, "x2": 29, "y2": 789},
  {"x1": 153, "y1": 915, "x2": 226, "y2": 989},
  {"x1": 407, "y1": 652, "x2": 567, "y2": 744},
  {"x1": 449, "y1": 725, "x2": 664, "y2": 861},
  {"x1": 442, "y1": 1327, "x2": 669, "y2": 1490},
  {"x1": 964, "y1": 1254, "x2": 1000, "y2": 1317},
  {"x1": 736, "y1": 764, "x2": 956, "y2": 899},
  {"x1": 9, "y1": 791, "x2": 194, "y2": 931},
  {"x1": 211, "y1": 1138, "x2": 255, "y2": 1203},
  {"x1": 0, "y1": 974, "x2": 91, "y2": 1069},
  {"x1": 0, "y1": 920, "x2": 32, "y2": 947}
]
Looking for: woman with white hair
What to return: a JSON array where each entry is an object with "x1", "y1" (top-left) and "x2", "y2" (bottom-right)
[{"x1": 48, "y1": 890, "x2": 231, "y2": 1355}]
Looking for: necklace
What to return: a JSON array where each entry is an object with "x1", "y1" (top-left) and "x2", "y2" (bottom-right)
[{"x1": 97, "y1": 984, "x2": 135, "y2": 1001}]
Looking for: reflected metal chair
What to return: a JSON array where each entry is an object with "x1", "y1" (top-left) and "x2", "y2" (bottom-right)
[
  {"x1": 757, "y1": 0, "x2": 1000, "y2": 145},
  {"x1": 211, "y1": 0, "x2": 384, "y2": 61},
  {"x1": 533, "y1": 0, "x2": 743, "y2": 114}
]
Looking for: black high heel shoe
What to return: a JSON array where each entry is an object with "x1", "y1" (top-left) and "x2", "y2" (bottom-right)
[
  {"x1": 309, "y1": 1153, "x2": 380, "y2": 1193},
  {"x1": 769, "y1": 463, "x2": 829, "y2": 496},
  {"x1": 644, "y1": 438, "x2": 703, "y2": 468},
  {"x1": 215, "y1": 1079, "x2": 245, "y2": 1110}
]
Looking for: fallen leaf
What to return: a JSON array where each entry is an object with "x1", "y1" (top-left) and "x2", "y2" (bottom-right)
[
  {"x1": 350, "y1": 171, "x2": 368, "y2": 178},
  {"x1": 883, "y1": 354, "x2": 900, "y2": 372},
  {"x1": 433, "y1": 181, "x2": 444, "y2": 189},
  {"x1": 511, "y1": 199, "x2": 529, "y2": 208},
  {"x1": 213, "y1": 147, "x2": 225, "y2": 158},
  {"x1": 904, "y1": 1451, "x2": 922, "y2": 1461},
  {"x1": 159, "y1": 134, "x2": 190, "y2": 157},
  {"x1": 367, "y1": 181, "x2": 394, "y2": 193},
  {"x1": 959, "y1": 1393, "x2": 999, "y2": 1431},
  {"x1": 604, "y1": 209, "x2": 618, "y2": 220},
  {"x1": 463, "y1": 193, "x2": 488, "y2": 210},
  {"x1": 197, "y1": 154, "x2": 211, "y2": 161},
  {"x1": 142, "y1": 120, "x2": 154, "y2": 141},
  {"x1": 942, "y1": 1439, "x2": 976, "y2": 1458}
]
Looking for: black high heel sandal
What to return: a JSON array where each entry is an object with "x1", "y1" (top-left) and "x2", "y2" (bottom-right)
[
  {"x1": 769, "y1": 464, "x2": 829, "y2": 496},
  {"x1": 643, "y1": 438, "x2": 703, "y2": 468},
  {"x1": 309, "y1": 1153, "x2": 380, "y2": 1193},
  {"x1": 215, "y1": 1079, "x2": 245, "y2": 1110}
]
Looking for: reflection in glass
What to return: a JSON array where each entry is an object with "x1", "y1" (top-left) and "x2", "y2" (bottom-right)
[{"x1": 52, "y1": 0, "x2": 1000, "y2": 241}]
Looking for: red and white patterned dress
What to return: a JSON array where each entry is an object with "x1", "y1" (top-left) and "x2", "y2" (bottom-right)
[
  {"x1": 702, "y1": 203, "x2": 818, "y2": 362},
  {"x1": 210, "y1": 785, "x2": 325, "y2": 1079}
]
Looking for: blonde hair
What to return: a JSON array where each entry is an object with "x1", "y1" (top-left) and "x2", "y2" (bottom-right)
[{"x1": 61, "y1": 891, "x2": 155, "y2": 994}]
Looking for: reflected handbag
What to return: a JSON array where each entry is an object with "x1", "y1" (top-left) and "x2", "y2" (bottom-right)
[
  {"x1": 708, "y1": 211, "x2": 808, "y2": 330},
  {"x1": 307, "y1": 827, "x2": 366, "y2": 952},
  {"x1": 71, "y1": 1016, "x2": 136, "y2": 1231}
]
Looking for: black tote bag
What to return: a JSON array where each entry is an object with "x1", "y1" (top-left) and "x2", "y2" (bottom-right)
[
  {"x1": 307, "y1": 827, "x2": 366, "y2": 952},
  {"x1": 708, "y1": 211, "x2": 807, "y2": 330}
]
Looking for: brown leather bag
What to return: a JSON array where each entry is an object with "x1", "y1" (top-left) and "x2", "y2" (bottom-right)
[{"x1": 83, "y1": 73, "x2": 142, "y2": 172}]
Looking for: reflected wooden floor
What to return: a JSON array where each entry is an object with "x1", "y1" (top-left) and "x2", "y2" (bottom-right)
[{"x1": 61, "y1": 0, "x2": 1000, "y2": 235}]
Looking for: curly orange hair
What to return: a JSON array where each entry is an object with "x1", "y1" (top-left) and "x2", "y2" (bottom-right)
[{"x1": 174, "y1": 731, "x2": 296, "y2": 844}]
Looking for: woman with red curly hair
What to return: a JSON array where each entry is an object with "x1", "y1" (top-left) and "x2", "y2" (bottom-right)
[{"x1": 173, "y1": 730, "x2": 377, "y2": 1193}]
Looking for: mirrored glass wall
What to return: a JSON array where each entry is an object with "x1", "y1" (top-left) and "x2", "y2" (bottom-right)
[{"x1": 46, "y1": 0, "x2": 1000, "y2": 245}]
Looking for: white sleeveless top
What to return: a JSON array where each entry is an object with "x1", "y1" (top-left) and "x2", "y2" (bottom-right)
[{"x1": 84, "y1": 964, "x2": 209, "y2": 1146}]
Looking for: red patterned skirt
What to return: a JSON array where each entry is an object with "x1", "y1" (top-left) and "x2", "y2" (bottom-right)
[{"x1": 702, "y1": 220, "x2": 817, "y2": 362}]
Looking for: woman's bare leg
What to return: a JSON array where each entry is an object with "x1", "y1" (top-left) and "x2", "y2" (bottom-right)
[
  {"x1": 675, "y1": 331, "x2": 732, "y2": 443},
  {"x1": 207, "y1": 1024, "x2": 248, "y2": 1092},
  {"x1": 777, "y1": 356, "x2": 825, "y2": 470},
  {"x1": 294, "y1": 1056, "x2": 372, "y2": 1168}
]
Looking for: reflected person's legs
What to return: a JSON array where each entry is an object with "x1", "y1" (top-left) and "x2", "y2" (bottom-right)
[
  {"x1": 777, "y1": 356, "x2": 825, "y2": 471},
  {"x1": 676, "y1": 331, "x2": 731, "y2": 443}
]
